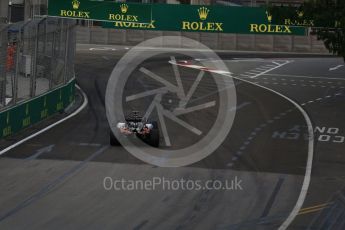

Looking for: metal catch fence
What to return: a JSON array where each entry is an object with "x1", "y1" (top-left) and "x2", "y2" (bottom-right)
[{"x1": 0, "y1": 17, "x2": 76, "y2": 110}]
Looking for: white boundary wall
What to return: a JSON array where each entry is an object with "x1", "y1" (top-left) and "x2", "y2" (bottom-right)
[{"x1": 76, "y1": 26, "x2": 329, "y2": 54}]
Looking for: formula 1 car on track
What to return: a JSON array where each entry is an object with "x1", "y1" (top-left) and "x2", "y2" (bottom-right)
[{"x1": 110, "y1": 111, "x2": 160, "y2": 147}]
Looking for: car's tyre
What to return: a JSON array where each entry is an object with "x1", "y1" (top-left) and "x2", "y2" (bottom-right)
[
  {"x1": 151, "y1": 121, "x2": 158, "y2": 129},
  {"x1": 148, "y1": 121, "x2": 159, "y2": 148},
  {"x1": 110, "y1": 131, "x2": 121, "y2": 146},
  {"x1": 148, "y1": 128, "x2": 160, "y2": 148},
  {"x1": 139, "y1": 121, "x2": 160, "y2": 147}
]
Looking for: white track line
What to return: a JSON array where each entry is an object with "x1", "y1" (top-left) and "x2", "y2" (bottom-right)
[
  {"x1": 240, "y1": 80, "x2": 314, "y2": 230},
  {"x1": 0, "y1": 85, "x2": 88, "y2": 156},
  {"x1": 170, "y1": 61, "x2": 314, "y2": 230},
  {"x1": 263, "y1": 73, "x2": 345, "y2": 81},
  {"x1": 250, "y1": 70, "x2": 265, "y2": 73},
  {"x1": 250, "y1": 61, "x2": 291, "y2": 78}
]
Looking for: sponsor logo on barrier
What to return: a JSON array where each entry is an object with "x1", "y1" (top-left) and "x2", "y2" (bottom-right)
[
  {"x1": 109, "y1": 4, "x2": 155, "y2": 29},
  {"x1": 22, "y1": 104, "x2": 31, "y2": 127},
  {"x1": 120, "y1": 3, "x2": 128, "y2": 14},
  {"x1": 41, "y1": 98, "x2": 48, "y2": 118},
  {"x1": 41, "y1": 109, "x2": 48, "y2": 119},
  {"x1": 3, "y1": 112, "x2": 12, "y2": 137},
  {"x1": 284, "y1": 11, "x2": 314, "y2": 27},
  {"x1": 57, "y1": 102, "x2": 64, "y2": 111},
  {"x1": 0, "y1": 81, "x2": 75, "y2": 139},
  {"x1": 72, "y1": 0, "x2": 80, "y2": 10},
  {"x1": 198, "y1": 7, "x2": 209, "y2": 20},
  {"x1": 3, "y1": 126, "x2": 11, "y2": 137},
  {"x1": 182, "y1": 7, "x2": 223, "y2": 32},
  {"x1": 249, "y1": 11, "x2": 292, "y2": 34},
  {"x1": 266, "y1": 11, "x2": 273, "y2": 23},
  {"x1": 22, "y1": 117, "x2": 31, "y2": 127},
  {"x1": 60, "y1": 0, "x2": 90, "y2": 19}
]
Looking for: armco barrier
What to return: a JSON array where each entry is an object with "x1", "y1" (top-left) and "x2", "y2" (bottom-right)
[{"x1": 0, "y1": 79, "x2": 75, "y2": 139}]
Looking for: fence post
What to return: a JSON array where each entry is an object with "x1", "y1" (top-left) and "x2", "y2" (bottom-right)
[
  {"x1": 63, "y1": 20, "x2": 69, "y2": 84},
  {"x1": 30, "y1": 19, "x2": 41, "y2": 98},
  {"x1": 49, "y1": 23, "x2": 56, "y2": 90},
  {"x1": 0, "y1": 26, "x2": 7, "y2": 108}
]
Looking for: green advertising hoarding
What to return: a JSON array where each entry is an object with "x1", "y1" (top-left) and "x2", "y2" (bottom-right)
[
  {"x1": 0, "y1": 80, "x2": 75, "y2": 139},
  {"x1": 102, "y1": 4, "x2": 306, "y2": 35},
  {"x1": 48, "y1": 0, "x2": 152, "y2": 23},
  {"x1": 47, "y1": 0, "x2": 307, "y2": 35}
]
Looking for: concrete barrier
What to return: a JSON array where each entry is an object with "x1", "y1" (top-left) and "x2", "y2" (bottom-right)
[
  {"x1": 162, "y1": 31, "x2": 182, "y2": 47},
  {"x1": 126, "y1": 30, "x2": 145, "y2": 45},
  {"x1": 144, "y1": 30, "x2": 164, "y2": 41},
  {"x1": 90, "y1": 27, "x2": 108, "y2": 44},
  {"x1": 200, "y1": 32, "x2": 219, "y2": 50},
  {"x1": 311, "y1": 35, "x2": 329, "y2": 53},
  {"x1": 236, "y1": 34, "x2": 255, "y2": 51},
  {"x1": 108, "y1": 29, "x2": 126, "y2": 44},
  {"x1": 76, "y1": 26, "x2": 91, "y2": 44},
  {"x1": 181, "y1": 32, "x2": 200, "y2": 48},
  {"x1": 76, "y1": 26, "x2": 329, "y2": 54},
  {"x1": 273, "y1": 35, "x2": 292, "y2": 52},
  {"x1": 255, "y1": 35, "x2": 274, "y2": 52},
  {"x1": 293, "y1": 36, "x2": 311, "y2": 52},
  {"x1": 218, "y1": 33, "x2": 237, "y2": 50}
]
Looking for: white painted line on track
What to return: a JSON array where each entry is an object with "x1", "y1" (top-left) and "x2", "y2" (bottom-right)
[
  {"x1": 235, "y1": 78, "x2": 313, "y2": 230},
  {"x1": 169, "y1": 61, "x2": 314, "y2": 230},
  {"x1": 233, "y1": 72, "x2": 313, "y2": 230},
  {"x1": 79, "y1": 44, "x2": 334, "y2": 56},
  {"x1": 26, "y1": 144, "x2": 55, "y2": 160},
  {"x1": 246, "y1": 71, "x2": 260, "y2": 75},
  {"x1": 228, "y1": 102, "x2": 252, "y2": 112},
  {"x1": 225, "y1": 59, "x2": 277, "y2": 63},
  {"x1": 0, "y1": 84, "x2": 88, "y2": 156},
  {"x1": 250, "y1": 70, "x2": 265, "y2": 73},
  {"x1": 272, "y1": 61, "x2": 281, "y2": 65},
  {"x1": 263, "y1": 73, "x2": 345, "y2": 81},
  {"x1": 329, "y1": 65, "x2": 343, "y2": 71},
  {"x1": 89, "y1": 47, "x2": 116, "y2": 51},
  {"x1": 250, "y1": 61, "x2": 291, "y2": 78}
]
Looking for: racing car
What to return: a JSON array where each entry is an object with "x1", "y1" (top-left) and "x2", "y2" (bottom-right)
[{"x1": 110, "y1": 111, "x2": 160, "y2": 147}]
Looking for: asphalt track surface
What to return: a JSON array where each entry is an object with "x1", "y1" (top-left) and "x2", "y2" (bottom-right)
[{"x1": 0, "y1": 44, "x2": 344, "y2": 230}]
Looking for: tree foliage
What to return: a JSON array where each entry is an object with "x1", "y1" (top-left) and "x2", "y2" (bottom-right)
[{"x1": 302, "y1": 0, "x2": 345, "y2": 61}]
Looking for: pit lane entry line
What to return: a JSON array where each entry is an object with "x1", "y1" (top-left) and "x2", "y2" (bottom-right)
[{"x1": 0, "y1": 85, "x2": 88, "y2": 156}]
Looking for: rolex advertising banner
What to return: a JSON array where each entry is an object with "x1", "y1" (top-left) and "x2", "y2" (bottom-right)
[
  {"x1": 48, "y1": 0, "x2": 152, "y2": 23},
  {"x1": 47, "y1": 0, "x2": 307, "y2": 35}
]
